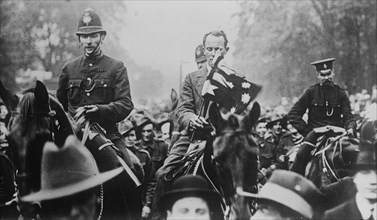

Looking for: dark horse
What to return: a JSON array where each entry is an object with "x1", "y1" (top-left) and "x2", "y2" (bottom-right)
[
  {"x1": 298, "y1": 126, "x2": 359, "y2": 188},
  {"x1": 3, "y1": 80, "x2": 139, "y2": 219},
  {"x1": 4, "y1": 80, "x2": 74, "y2": 218},
  {"x1": 165, "y1": 102, "x2": 261, "y2": 220}
]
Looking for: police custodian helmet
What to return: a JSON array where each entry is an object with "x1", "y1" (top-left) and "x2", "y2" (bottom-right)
[{"x1": 76, "y1": 8, "x2": 106, "y2": 36}]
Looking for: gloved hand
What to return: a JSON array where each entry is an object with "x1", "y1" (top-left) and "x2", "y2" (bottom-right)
[{"x1": 84, "y1": 105, "x2": 99, "y2": 122}]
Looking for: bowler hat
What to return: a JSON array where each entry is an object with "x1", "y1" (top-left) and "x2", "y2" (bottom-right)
[
  {"x1": 159, "y1": 175, "x2": 221, "y2": 214},
  {"x1": 76, "y1": 8, "x2": 107, "y2": 36},
  {"x1": 136, "y1": 117, "x2": 156, "y2": 140},
  {"x1": 195, "y1": 44, "x2": 206, "y2": 63},
  {"x1": 21, "y1": 135, "x2": 122, "y2": 202},
  {"x1": 237, "y1": 170, "x2": 322, "y2": 219}
]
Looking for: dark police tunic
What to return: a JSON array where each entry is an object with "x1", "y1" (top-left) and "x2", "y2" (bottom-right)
[
  {"x1": 288, "y1": 83, "x2": 355, "y2": 137},
  {"x1": 56, "y1": 54, "x2": 133, "y2": 141}
]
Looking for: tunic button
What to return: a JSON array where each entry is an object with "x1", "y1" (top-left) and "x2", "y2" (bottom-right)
[
  {"x1": 86, "y1": 93, "x2": 90, "y2": 96},
  {"x1": 104, "y1": 84, "x2": 107, "y2": 87},
  {"x1": 89, "y1": 63, "x2": 93, "y2": 67}
]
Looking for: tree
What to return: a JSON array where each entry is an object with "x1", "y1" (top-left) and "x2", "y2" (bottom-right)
[{"x1": 233, "y1": 0, "x2": 376, "y2": 105}]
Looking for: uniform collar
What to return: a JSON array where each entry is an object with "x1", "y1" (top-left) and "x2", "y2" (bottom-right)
[{"x1": 84, "y1": 49, "x2": 104, "y2": 63}]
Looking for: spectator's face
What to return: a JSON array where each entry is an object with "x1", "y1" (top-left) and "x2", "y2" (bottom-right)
[
  {"x1": 317, "y1": 71, "x2": 334, "y2": 84},
  {"x1": 41, "y1": 190, "x2": 97, "y2": 220},
  {"x1": 353, "y1": 169, "x2": 377, "y2": 200},
  {"x1": 0, "y1": 105, "x2": 8, "y2": 120},
  {"x1": 79, "y1": 33, "x2": 103, "y2": 55},
  {"x1": 251, "y1": 203, "x2": 286, "y2": 220},
  {"x1": 125, "y1": 130, "x2": 136, "y2": 147},
  {"x1": 204, "y1": 35, "x2": 228, "y2": 67},
  {"x1": 141, "y1": 124, "x2": 154, "y2": 142},
  {"x1": 255, "y1": 122, "x2": 267, "y2": 138},
  {"x1": 272, "y1": 122, "x2": 282, "y2": 135},
  {"x1": 167, "y1": 197, "x2": 210, "y2": 220},
  {"x1": 160, "y1": 123, "x2": 170, "y2": 141}
]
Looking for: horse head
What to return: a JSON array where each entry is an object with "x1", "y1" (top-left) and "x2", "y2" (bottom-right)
[
  {"x1": 208, "y1": 102, "x2": 260, "y2": 219},
  {"x1": 6, "y1": 80, "x2": 73, "y2": 218}
]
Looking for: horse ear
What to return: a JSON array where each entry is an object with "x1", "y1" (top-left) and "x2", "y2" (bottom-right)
[
  {"x1": 0, "y1": 79, "x2": 19, "y2": 110},
  {"x1": 170, "y1": 89, "x2": 179, "y2": 110},
  {"x1": 244, "y1": 102, "x2": 261, "y2": 131},
  {"x1": 34, "y1": 80, "x2": 49, "y2": 109}
]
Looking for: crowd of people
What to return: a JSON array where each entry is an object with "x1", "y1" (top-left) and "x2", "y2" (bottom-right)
[{"x1": 0, "y1": 7, "x2": 376, "y2": 220}]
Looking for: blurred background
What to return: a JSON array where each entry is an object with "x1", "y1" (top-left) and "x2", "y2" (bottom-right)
[{"x1": 0, "y1": 0, "x2": 376, "y2": 112}]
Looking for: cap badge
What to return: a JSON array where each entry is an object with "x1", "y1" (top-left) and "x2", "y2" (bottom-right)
[
  {"x1": 82, "y1": 12, "x2": 92, "y2": 26},
  {"x1": 324, "y1": 64, "x2": 327, "y2": 69}
]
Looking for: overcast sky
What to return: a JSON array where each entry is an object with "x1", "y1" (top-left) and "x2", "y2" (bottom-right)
[{"x1": 120, "y1": 1, "x2": 240, "y2": 92}]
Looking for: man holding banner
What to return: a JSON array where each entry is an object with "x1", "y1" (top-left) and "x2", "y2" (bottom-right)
[{"x1": 152, "y1": 30, "x2": 261, "y2": 219}]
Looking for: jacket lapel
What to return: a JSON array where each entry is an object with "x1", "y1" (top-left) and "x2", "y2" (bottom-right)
[{"x1": 194, "y1": 66, "x2": 208, "y2": 95}]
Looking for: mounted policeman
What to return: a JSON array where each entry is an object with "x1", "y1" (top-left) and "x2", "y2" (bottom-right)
[
  {"x1": 288, "y1": 58, "x2": 356, "y2": 175},
  {"x1": 56, "y1": 8, "x2": 139, "y2": 219},
  {"x1": 56, "y1": 8, "x2": 134, "y2": 168}
]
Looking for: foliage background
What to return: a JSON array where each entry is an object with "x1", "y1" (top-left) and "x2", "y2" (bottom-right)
[{"x1": 0, "y1": 0, "x2": 376, "y2": 106}]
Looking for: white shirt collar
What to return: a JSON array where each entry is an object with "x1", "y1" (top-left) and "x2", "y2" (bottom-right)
[{"x1": 356, "y1": 193, "x2": 377, "y2": 220}]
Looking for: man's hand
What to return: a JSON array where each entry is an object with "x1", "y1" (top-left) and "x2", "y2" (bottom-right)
[
  {"x1": 346, "y1": 128, "x2": 354, "y2": 137},
  {"x1": 84, "y1": 105, "x2": 99, "y2": 122},
  {"x1": 141, "y1": 205, "x2": 151, "y2": 219},
  {"x1": 189, "y1": 116, "x2": 208, "y2": 131}
]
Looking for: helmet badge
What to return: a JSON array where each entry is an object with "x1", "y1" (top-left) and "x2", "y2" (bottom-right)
[{"x1": 82, "y1": 12, "x2": 92, "y2": 26}]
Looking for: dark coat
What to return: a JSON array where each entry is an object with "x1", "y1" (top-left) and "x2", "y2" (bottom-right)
[
  {"x1": 323, "y1": 197, "x2": 363, "y2": 220},
  {"x1": 56, "y1": 54, "x2": 133, "y2": 139},
  {"x1": 288, "y1": 83, "x2": 355, "y2": 137},
  {"x1": 137, "y1": 139, "x2": 168, "y2": 172},
  {"x1": 175, "y1": 66, "x2": 208, "y2": 131},
  {"x1": 129, "y1": 146, "x2": 156, "y2": 208}
]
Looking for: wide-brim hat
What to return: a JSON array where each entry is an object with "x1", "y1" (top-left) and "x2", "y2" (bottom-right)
[
  {"x1": 22, "y1": 135, "x2": 123, "y2": 202},
  {"x1": 76, "y1": 8, "x2": 107, "y2": 36},
  {"x1": 266, "y1": 115, "x2": 287, "y2": 129},
  {"x1": 157, "y1": 119, "x2": 173, "y2": 132},
  {"x1": 158, "y1": 175, "x2": 221, "y2": 214},
  {"x1": 136, "y1": 117, "x2": 156, "y2": 140},
  {"x1": 237, "y1": 170, "x2": 322, "y2": 219},
  {"x1": 120, "y1": 120, "x2": 136, "y2": 137}
]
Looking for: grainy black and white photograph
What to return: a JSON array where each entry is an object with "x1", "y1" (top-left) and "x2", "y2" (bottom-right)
[{"x1": 0, "y1": 0, "x2": 376, "y2": 219}]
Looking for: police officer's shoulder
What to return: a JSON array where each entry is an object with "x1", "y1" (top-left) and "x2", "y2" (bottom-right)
[
  {"x1": 63, "y1": 56, "x2": 83, "y2": 68},
  {"x1": 102, "y1": 55, "x2": 125, "y2": 67}
]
